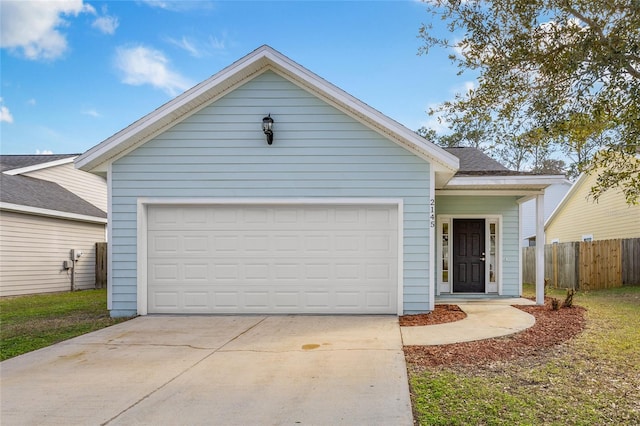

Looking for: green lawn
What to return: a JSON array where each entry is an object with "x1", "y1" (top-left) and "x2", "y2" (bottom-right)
[
  {"x1": 409, "y1": 285, "x2": 640, "y2": 425},
  {"x1": 0, "y1": 289, "x2": 130, "y2": 361}
]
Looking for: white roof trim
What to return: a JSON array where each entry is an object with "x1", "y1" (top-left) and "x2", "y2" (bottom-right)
[
  {"x1": 444, "y1": 175, "x2": 566, "y2": 190},
  {"x1": 437, "y1": 189, "x2": 545, "y2": 197},
  {"x1": 75, "y1": 45, "x2": 459, "y2": 179},
  {"x1": 0, "y1": 202, "x2": 108, "y2": 224},
  {"x1": 4, "y1": 156, "x2": 76, "y2": 176}
]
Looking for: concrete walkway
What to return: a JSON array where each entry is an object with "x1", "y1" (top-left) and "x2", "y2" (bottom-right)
[{"x1": 401, "y1": 298, "x2": 537, "y2": 346}]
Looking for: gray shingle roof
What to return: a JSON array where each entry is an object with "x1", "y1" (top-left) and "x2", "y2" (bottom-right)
[
  {"x1": 443, "y1": 147, "x2": 529, "y2": 176},
  {"x1": 0, "y1": 173, "x2": 106, "y2": 219},
  {"x1": 0, "y1": 154, "x2": 78, "y2": 172}
]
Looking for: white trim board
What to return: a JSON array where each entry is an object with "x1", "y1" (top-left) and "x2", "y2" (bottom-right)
[
  {"x1": 0, "y1": 202, "x2": 107, "y2": 224},
  {"x1": 3, "y1": 156, "x2": 76, "y2": 176}
]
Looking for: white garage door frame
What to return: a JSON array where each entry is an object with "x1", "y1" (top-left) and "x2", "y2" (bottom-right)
[{"x1": 136, "y1": 198, "x2": 404, "y2": 315}]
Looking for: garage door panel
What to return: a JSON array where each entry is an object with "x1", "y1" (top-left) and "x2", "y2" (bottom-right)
[
  {"x1": 149, "y1": 284, "x2": 395, "y2": 314},
  {"x1": 148, "y1": 233, "x2": 396, "y2": 258},
  {"x1": 147, "y1": 204, "x2": 398, "y2": 314}
]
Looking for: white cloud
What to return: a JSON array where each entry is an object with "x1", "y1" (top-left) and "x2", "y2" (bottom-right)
[
  {"x1": 82, "y1": 108, "x2": 100, "y2": 117},
  {"x1": 139, "y1": 0, "x2": 214, "y2": 12},
  {"x1": 0, "y1": 98, "x2": 13, "y2": 123},
  {"x1": 451, "y1": 80, "x2": 476, "y2": 96},
  {"x1": 166, "y1": 36, "x2": 201, "y2": 57},
  {"x1": 165, "y1": 33, "x2": 228, "y2": 58},
  {"x1": 208, "y1": 35, "x2": 226, "y2": 51},
  {"x1": 35, "y1": 149, "x2": 53, "y2": 155},
  {"x1": 114, "y1": 45, "x2": 193, "y2": 96},
  {"x1": 0, "y1": 105, "x2": 14, "y2": 123},
  {"x1": 92, "y1": 13, "x2": 119, "y2": 35},
  {"x1": 420, "y1": 102, "x2": 450, "y2": 134},
  {"x1": 0, "y1": 0, "x2": 93, "y2": 60},
  {"x1": 452, "y1": 38, "x2": 466, "y2": 58},
  {"x1": 27, "y1": 99, "x2": 37, "y2": 106}
]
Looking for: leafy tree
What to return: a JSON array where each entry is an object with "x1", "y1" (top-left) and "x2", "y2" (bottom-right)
[
  {"x1": 532, "y1": 158, "x2": 567, "y2": 175},
  {"x1": 419, "y1": 0, "x2": 640, "y2": 204}
]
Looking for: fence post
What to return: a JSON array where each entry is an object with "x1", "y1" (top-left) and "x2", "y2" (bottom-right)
[{"x1": 95, "y1": 242, "x2": 107, "y2": 289}]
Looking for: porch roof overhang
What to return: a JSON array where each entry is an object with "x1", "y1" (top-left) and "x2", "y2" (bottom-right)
[{"x1": 437, "y1": 174, "x2": 567, "y2": 198}]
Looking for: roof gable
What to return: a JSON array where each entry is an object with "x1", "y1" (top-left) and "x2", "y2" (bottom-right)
[
  {"x1": 76, "y1": 45, "x2": 459, "y2": 186},
  {"x1": 0, "y1": 173, "x2": 106, "y2": 220},
  {"x1": 1, "y1": 154, "x2": 77, "y2": 174}
]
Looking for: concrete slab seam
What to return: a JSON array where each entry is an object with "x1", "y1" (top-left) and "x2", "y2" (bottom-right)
[{"x1": 100, "y1": 316, "x2": 269, "y2": 425}]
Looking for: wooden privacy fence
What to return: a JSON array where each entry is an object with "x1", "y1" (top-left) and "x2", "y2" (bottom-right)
[
  {"x1": 522, "y1": 238, "x2": 640, "y2": 290},
  {"x1": 95, "y1": 242, "x2": 107, "y2": 289}
]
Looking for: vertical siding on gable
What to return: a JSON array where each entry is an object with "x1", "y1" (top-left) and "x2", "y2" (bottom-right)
[
  {"x1": 0, "y1": 211, "x2": 105, "y2": 296},
  {"x1": 435, "y1": 195, "x2": 520, "y2": 296},
  {"x1": 546, "y1": 173, "x2": 640, "y2": 242},
  {"x1": 110, "y1": 71, "x2": 432, "y2": 315},
  {"x1": 24, "y1": 163, "x2": 108, "y2": 212}
]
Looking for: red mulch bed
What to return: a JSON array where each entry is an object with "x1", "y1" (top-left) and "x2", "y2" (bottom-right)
[
  {"x1": 403, "y1": 301, "x2": 587, "y2": 368},
  {"x1": 399, "y1": 304, "x2": 466, "y2": 326}
]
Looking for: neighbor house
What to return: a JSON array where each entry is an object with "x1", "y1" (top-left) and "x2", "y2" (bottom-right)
[
  {"x1": 0, "y1": 154, "x2": 107, "y2": 296},
  {"x1": 76, "y1": 46, "x2": 562, "y2": 317},
  {"x1": 521, "y1": 180, "x2": 571, "y2": 246},
  {"x1": 545, "y1": 170, "x2": 640, "y2": 243}
]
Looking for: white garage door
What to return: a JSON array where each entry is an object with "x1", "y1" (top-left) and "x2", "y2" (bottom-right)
[{"x1": 146, "y1": 204, "x2": 398, "y2": 314}]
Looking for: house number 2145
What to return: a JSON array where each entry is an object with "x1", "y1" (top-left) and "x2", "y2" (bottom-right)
[{"x1": 430, "y1": 199, "x2": 435, "y2": 228}]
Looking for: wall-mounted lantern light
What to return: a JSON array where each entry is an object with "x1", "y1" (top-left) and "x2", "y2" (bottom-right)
[{"x1": 262, "y1": 114, "x2": 274, "y2": 145}]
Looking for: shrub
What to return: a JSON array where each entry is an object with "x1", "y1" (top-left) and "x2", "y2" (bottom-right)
[{"x1": 563, "y1": 289, "x2": 576, "y2": 308}]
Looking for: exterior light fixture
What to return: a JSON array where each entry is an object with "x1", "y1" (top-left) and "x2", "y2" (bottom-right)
[{"x1": 262, "y1": 114, "x2": 274, "y2": 145}]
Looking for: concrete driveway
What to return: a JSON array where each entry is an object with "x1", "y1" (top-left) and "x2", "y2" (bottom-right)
[{"x1": 0, "y1": 315, "x2": 412, "y2": 425}]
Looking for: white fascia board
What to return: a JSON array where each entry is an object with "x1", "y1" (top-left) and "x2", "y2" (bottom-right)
[
  {"x1": 445, "y1": 175, "x2": 566, "y2": 189},
  {"x1": 437, "y1": 189, "x2": 545, "y2": 197},
  {"x1": 76, "y1": 45, "x2": 459, "y2": 176},
  {"x1": 0, "y1": 202, "x2": 108, "y2": 224},
  {"x1": 4, "y1": 156, "x2": 76, "y2": 175}
]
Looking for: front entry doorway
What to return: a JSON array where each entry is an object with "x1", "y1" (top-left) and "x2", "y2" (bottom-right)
[{"x1": 453, "y1": 219, "x2": 486, "y2": 292}]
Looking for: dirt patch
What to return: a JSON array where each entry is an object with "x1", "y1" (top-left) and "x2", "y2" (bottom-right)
[
  {"x1": 399, "y1": 304, "x2": 466, "y2": 326},
  {"x1": 404, "y1": 301, "x2": 586, "y2": 368}
]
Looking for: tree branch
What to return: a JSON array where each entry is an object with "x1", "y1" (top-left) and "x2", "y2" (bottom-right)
[{"x1": 564, "y1": 3, "x2": 640, "y2": 80}]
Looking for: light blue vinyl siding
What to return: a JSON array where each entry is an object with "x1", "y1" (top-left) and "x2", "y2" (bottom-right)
[
  {"x1": 109, "y1": 71, "x2": 432, "y2": 315},
  {"x1": 435, "y1": 195, "x2": 520, "y2": 296}
]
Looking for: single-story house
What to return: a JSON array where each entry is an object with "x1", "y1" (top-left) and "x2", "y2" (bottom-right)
[
  {"x1": 76, "y1": 46, "x2": 563, "y2": 317},
  {"x1": 545, "y1": 170, "x2": 640, "y2": 243},
  {"x1": 0, "y1": 154, "x2": 107, "y2": 296}
]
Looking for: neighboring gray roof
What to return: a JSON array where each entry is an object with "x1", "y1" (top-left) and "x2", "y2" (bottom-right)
[
  {"x1": 0, "y1": 173, "x2": 106, "y2": 219},
  {"x1": 444, "y1": 147, "x2": 529, "y2": 176},
  {"x1": 0, "y1": 154, "x2": 78, "y2": 172}
]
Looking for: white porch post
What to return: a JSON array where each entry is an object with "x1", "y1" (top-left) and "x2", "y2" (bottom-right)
[{"x1": 535, "y1": 194, "x2": 545, "y2": 305}]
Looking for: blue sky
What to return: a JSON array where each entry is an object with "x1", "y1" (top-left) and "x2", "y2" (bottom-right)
[{"x1": 0, "y1": 0, "x2": 473, "y2": 155}]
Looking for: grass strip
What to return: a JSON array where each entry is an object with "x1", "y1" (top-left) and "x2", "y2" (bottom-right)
[{"x1": 0, "y1": 289, "x2": 130, "y2": 361}]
